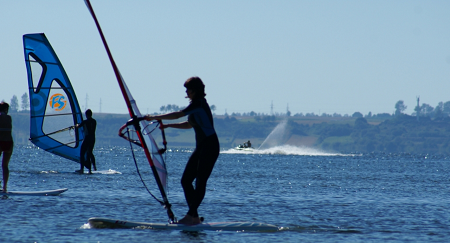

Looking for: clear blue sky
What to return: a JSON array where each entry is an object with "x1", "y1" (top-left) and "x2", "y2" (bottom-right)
[{"x1": 1, "y1": 1, "x2": 449, "y2": 116}]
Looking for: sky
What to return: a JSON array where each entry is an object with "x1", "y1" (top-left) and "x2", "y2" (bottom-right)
[{"x1": 1, "y1": 0, "x2": 450, "y2": 116}]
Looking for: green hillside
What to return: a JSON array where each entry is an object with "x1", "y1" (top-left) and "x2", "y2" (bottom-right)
[{"x1": 9, "y1": 112, "x2": 450, "y2": 154}]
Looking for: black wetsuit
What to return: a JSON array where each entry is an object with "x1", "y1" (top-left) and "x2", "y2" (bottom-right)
[
  {"x1": 181, "y1": 98, "x2": 220, "y2": 218},
  {"x1": 79, "y1": 117, "x2": 96, "y2": 171}
]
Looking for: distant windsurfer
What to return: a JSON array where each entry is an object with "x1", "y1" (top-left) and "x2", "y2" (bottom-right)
[
  {"x1": 76, "y1": 109, "x2": 97, "y2": 174},
  {"x1": 144, "y1": 77, "x2": 220, "y2": 225},
  {"x1": 0, "y1": 102, "x2": 13, "y2": 192}
]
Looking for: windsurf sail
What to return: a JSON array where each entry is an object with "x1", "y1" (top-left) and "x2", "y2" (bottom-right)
[
  {"x1": 23, "y1": 33, "x2": 85, "y2": 162},
  {"x1": 84, "y1": 0, "x2": 175, "y2": 222}
]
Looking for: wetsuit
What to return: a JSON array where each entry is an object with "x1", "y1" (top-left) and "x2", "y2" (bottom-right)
[
  {"x1": 181, "y1": 98, "x2": 220, "y2": 218},
  {"x1": 0, "y1": 111, "x2": 13, "y2": 192},
  {"x1": 79, "y1": 117, "x2": 96, "y2": 171},
  {"x1": 0, "y1": 112, "x2": 13, "y2": 152}
]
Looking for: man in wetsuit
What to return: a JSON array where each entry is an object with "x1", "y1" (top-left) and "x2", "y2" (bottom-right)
[
  {"x1": 144, "y1": 77, "x2": 220, "y2": 225},
  {"x1": 0, "y1": 102, "x2": 13, "y2": 192},
  {"x1": 76, "y1": 109, "x2": 97, "y2": 174}
]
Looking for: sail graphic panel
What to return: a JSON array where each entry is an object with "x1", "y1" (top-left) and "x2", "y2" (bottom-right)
[
  {"x1": 23, "y1": 33, "x2": 84, "y2": 162},
  {"x1": 126, "y1": 85, "x2": 168, "y2": 191}
]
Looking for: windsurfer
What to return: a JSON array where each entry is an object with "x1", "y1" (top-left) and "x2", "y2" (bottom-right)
[
  {"x1": 144, "y1": 77, "x2": 220, "y2": 225},
  {"x1": 0, "y1": 102, "x2": 13, "y2": 192},
  {"x1": 76, "y1": 109, "x2": 97, "y2": 174}
]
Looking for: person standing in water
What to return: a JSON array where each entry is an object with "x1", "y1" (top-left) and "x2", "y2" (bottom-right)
[
  {"x1": 76, "y1": 109, "x2": 97, "y2": 174},
  {"x1": 144, "y1": 77, "x2": 220, "y2": 225},
  {"x1": 0, "y1": 102, "x2": 13, "y2": 192}
]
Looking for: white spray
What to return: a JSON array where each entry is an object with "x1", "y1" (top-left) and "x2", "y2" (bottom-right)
[{"x1": 258, "y1": 119, "x2": 288, "y2": 149}]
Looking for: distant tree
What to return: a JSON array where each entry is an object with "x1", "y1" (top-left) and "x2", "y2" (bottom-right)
[
  {"x1": 10, "y1": 95, "x2": 19, "y2": 113},
  {"x1": 414, "y1": 103, "x2": 421, "y2": 117},
  {"x1": 419, "y1": 103, "x2": 434, "y2": 117},
  {"x1": 434, "y1": 102, "x2": 444, "y2": 118},
  {"x1": 375, "y1": 113, "x2": 391, "y2": 118},
  {"x1": 395, "y1": 100, "x2": 407, "y2": 116},
  {"x1": 333, "y1": 113, "x2": 342, "y2": 117},
  {"x1": 352, "y1": 112, "x2": 363, "y2": 118},
  {"x1": 21, "y1": 92, "x2": 29, "y2": 111},
  {"x1": 160, "y1": 104, "x2": 183, "y2": 113},
  {"x1": 443, "y1": 101, "x2": 450, "y2": 116},
  {"x1": 355, "y1": 117, "x2": 369, "y2": 129},
  {"x1": 365, "y1": 112, "x2": 372, "y2": 118},
  {"x1": 261, "y1": 115, "x2": 276, "y2": 122},
  {"x1": 210, "y1": 105, "x2": 216, "y2": 114}
]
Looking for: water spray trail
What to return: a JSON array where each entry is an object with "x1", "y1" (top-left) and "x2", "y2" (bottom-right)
[{"x1": 258, "y1": 119, "x2": 288, "y2": 149}]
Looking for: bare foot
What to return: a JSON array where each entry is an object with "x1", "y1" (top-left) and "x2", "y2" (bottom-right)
[{"x1": 177, "y1": 215, "x2": 201, "y2": 225}]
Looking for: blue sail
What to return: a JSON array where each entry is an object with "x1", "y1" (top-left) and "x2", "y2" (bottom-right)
[{"x1": 23, "y1": 33, "x2": 84, "y2": 163}]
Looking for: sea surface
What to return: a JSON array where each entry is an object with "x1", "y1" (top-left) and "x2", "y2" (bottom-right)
[{"x1": 1, "y1": 144, "x2": 449, "y2": 242}]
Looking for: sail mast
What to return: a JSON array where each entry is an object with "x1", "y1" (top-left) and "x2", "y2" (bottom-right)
[{"x1": 84, "y1": 0, "x2": 175, "y2": 222}]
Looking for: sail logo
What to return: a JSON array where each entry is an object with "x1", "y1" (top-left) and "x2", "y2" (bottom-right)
[{"x1": 49, "y1": 93, "x2": 67, "y2": 111}]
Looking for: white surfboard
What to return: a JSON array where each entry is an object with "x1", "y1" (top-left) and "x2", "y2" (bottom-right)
[
  {"x1": 89, "y1": 169, "x2": 121, "y2": 174},
  {"x1": 88, "y1": 217, "x2": 278, "y2": 232},
  {"x1": 42, "y1": 169, "x2": 121, "y2": 174},
  {"x1": 0, "y1": 188, "x2": 68, "y2": 196}
]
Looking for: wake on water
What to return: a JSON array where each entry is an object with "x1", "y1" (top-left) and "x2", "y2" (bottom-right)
[
  {"x1": 222, "y1": 119, "x2": 350, "y2": 156},
  {"x1": 221, "y1": 145, "x2": 346, "y2": 156}
]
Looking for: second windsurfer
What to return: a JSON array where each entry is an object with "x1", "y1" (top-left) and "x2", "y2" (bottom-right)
[{"x1": 76, "y1": 109, "x2": 97, "y2": 174}]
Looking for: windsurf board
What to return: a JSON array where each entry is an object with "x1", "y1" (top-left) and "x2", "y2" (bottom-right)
[
  {"x1": 88, "y1": 217, "x2": 278, "y2": 232},
  {"x1": 0, "y1": 188, "x2": 68, "y2": 196}
]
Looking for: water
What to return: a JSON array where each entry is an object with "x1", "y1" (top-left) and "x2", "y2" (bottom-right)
[{"x1": 1, "y1": 145, "x2": 450, "y2": 242}]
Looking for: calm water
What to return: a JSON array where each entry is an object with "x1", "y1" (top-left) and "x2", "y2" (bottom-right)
[{"x1": 1, "y1": 145, "x2": 449, "y2": 242}]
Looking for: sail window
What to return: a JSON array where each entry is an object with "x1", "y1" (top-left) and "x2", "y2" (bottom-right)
[
  {"x1": 28, "y1": 53, "x2": 46, "y2": 93},
  {"x1": 42, "y1": 80, "x2": 77, "y2": 147}
]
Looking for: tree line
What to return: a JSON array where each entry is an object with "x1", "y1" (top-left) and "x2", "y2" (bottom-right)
[
  {"x1": 224, "y1": 99, "x2": 450, "y2": 120},
  {"x1": 5, "y1": 93, "x2": 450, "y2": 121},
  {"x1": 395, "y1": 99, "x2": 450, "y2": 119},
  {"x1": 8, "y1": 103, "x2": 450, "y2": 154},
  {"x1": 2, "y1": 93, "x2": 29, "y2": 113},
  {"x1": 159, "y1": 104, "x2": 217, "y2": 114}
]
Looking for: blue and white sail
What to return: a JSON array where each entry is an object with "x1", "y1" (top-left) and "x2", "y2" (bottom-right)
[{"x1": 23, "y1": 33, "x2": 84, "y2": 163}]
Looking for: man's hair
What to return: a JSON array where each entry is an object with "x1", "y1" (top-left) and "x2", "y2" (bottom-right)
[
  {"x1": 184, "y1": 76, "x2": 206, "y2": 98},
  {"x1": 85, "y1": 109, "x2": 93, "y2": 118},
  {"x1": 0, "y1": 102, "x2": 9, "y2": 112}
]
